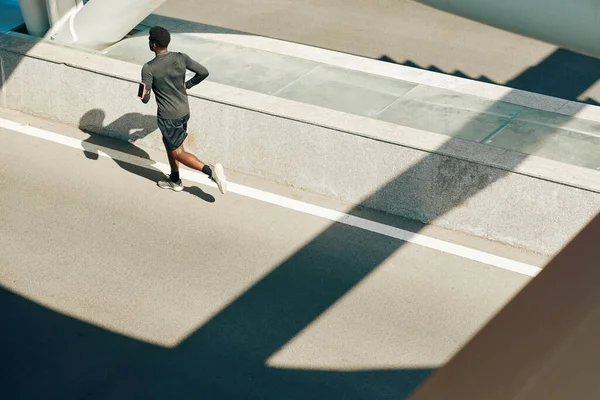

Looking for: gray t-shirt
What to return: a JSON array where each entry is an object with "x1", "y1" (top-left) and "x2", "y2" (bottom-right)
[{"x1": 141, "y1": 52, "x2": 209, "y2": 119}]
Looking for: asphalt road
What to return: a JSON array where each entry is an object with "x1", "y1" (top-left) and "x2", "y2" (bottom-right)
[{"x1": 0, "y1": 109, "x2": 542, "y2": 399}]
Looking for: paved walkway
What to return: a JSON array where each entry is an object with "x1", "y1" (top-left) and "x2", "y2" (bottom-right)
[
  {"x1": 0, "y1": 108, "x2": 545, "y2": 399},
  {"x1": 98, "y1": 21, "x2": 600, "y2": 172}
]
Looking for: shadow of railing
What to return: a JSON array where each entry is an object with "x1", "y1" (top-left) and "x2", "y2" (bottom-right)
[
  {"x1": 382, "y1": 48, "x2": 600, "y2": 105},
  {"x1": 0, "y1": 278, "x2": 433, "y2": 400}
]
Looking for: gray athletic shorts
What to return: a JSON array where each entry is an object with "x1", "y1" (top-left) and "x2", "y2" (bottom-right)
[{"x1": 157, "y1": 113, "x2": 190, "y2": 151}]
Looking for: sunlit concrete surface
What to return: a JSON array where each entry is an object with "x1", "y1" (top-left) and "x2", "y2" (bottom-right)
[{"x1": 0, "y1": 109, "x2": 546, "y2": 399}]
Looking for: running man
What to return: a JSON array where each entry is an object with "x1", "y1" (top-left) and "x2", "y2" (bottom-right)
[{"x1": 140, "y1": 25, "x2": 227, "y2": 194}]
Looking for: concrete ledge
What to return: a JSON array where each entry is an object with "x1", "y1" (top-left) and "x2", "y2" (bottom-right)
[{"x1": 1, "y1": 33, "x2": 599, "y2": 255}]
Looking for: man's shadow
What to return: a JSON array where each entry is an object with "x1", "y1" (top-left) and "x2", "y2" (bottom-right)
[{"x1": 79, "y1": 109, "x2": 215, "y2": 203}]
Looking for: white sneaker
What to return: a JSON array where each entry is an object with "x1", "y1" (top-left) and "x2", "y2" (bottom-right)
[
  {"x1": 211, "y1": 163, "x2": 227, "y2": 194},
  {"x1": 157, "y1": 176, "x2": 184, "y2": 192}
]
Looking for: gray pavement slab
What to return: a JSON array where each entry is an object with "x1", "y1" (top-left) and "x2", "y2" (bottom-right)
[
  {"x1": 375, "y1": 85, "x2": 524, "y2": 142},
  {"x1": 201, "y1": 45, "x2": 319, "y2": 95},
  {"x1": 0, "y1": 110, "x2": 538, "y2": 399},
  {"x1": 487, "y1": 108, "x2": 600, "y2": 170},
  {"x1": 275, "y1": 65, "x2": 417, "y2": 118}
]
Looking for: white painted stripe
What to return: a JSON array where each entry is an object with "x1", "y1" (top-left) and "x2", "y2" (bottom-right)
[{"x1": 0, "y1": 117, "x2": 542, "y2": 277}]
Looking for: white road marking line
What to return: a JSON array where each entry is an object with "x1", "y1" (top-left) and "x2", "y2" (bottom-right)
[{"x1": 0, "y1": 117, "x2": 542, "y2": 277}]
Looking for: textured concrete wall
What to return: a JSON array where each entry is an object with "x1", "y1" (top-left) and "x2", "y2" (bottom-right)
[{"x1": 1, "y1": 38, "x2": 599, "y2": 255}]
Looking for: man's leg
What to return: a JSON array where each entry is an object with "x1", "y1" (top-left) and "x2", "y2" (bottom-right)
[
  {"x1": 170, "y1": 144, "x2": 227, "y2": 194},
  {"x1": 157, "y1": 136, "x2": 184, "y2": 192},
  {"x1": 166, "y1": 139, "x2": 180, "y2": 178},
  {"x1": 157, "y1": 114, "x2": 227, "y2": 194},
  {"x1": 171, "y1": 144, "x2": 206, "y2": 172}
]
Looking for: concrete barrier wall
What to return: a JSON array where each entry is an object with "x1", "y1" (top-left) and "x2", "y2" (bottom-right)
[{"x1": 2, "y1": 33, "x2": 599, "y2": 255}]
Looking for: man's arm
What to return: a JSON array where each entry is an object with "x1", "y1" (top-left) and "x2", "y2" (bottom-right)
[
  {"x1": 183, "y1": 53, "x2": 209, "y2": 90},
  {"x1": 140, "y1": 64, "x2": 153, "y2": 104}
]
